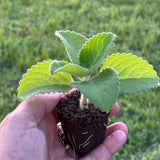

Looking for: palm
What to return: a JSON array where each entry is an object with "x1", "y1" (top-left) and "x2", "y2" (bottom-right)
[{"x1": 38, "y1": 113, "x2": 74, "y2": 160}]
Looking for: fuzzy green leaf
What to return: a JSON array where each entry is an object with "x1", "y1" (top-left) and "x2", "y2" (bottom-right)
[
  {"x1": 71, "y1": 68, "x2": 119, "y2": 111},
  {"x1": 101, "y1": 54, "x2": 159, "y2": 93},
  {"x1": 50, "y1": 60, "x2": 69, "y2": 72},
  {"x1": 18, "y1": 60, "x2": 72, "y2": 100},
  {"x1": 50, "y1": 60, "x2": 89, "y2": 78},
  {"x1": 55, "y1": 30, "x2": 87, "y2": 64},
  {"x1": 79, "y1": 32, "x2": 116, "y2": 73}
]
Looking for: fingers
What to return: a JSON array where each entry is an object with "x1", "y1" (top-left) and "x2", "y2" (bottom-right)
[
  {"x1": 105, "y1": 122, "x2": 128, "y2": 137},
  {"x1": 80, "y1": 123, "x2": 128, "y2": 160},
  {"x1": 13, "y1": 93, "x2": 63, "y2": 123},
  {"x1": 109, "y1": 102, "x2": 119, "y2": 118},
  {"x1": 80, "y1": 131, "x2": 127, "y2": 160},
  {"x1": 102, "y1": 130, "x2": 127, "y2": 159},
  {"x1": 25, "y1": 92, "x2": 63, "y2": 112}
]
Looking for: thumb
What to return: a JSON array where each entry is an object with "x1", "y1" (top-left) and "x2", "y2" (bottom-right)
[{"x1": 13, "y1": 93, "x2": 63, "y2": 123}]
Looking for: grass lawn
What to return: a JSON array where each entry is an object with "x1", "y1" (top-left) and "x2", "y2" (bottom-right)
[{"x1": 0, "y1": 0, "x2": 160, "y2": 159}]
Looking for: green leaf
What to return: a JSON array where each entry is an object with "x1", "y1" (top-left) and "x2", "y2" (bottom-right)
[
  {"x1": 50, "y1": 60, "x2": 89, "y2": 78},
  {"x1": 50, "y1": 60, "x2": 69, "y2": 72},
  {"x1": 79, "y1": 32, "x2": 116, "y2": 73},
  {"x1": 101, "y1": 53, "x2": 159, "y2": 93},
  {"x1": 71, "y1": 68, "x2": 119, "y2": 111},
  {"x1": 18, "y1": 60, "x2": 73, "y2": 100},
  {"x1": 55, "y1": 30, "x2": 87, "y2": 64}
]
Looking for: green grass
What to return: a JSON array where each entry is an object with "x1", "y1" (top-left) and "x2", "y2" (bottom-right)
[{"x1": 0, "y1": 0, "x2": 160, "y2": 159}]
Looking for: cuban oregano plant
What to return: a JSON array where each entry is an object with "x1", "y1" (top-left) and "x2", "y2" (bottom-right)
[{"x1": 18, "y1": 30, "x2": 159, "y2": 111}]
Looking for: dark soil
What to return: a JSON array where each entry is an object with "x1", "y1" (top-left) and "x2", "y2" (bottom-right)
[{"x1": 56, "y1": 90, "x2": 110, "y2": 157}]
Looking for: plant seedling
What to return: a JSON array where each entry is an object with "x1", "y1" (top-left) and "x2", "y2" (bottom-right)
[{"x1": 18, "y1": 30, "x2": 159, "y2": 157}]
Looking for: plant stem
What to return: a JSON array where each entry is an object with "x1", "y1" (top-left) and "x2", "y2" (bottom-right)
[{"x1": 80, "y1": 94, "x2": 89, "y2": 110}]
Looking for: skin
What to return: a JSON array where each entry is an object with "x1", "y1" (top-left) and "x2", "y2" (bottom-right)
[{"x1": 0, "y1": 92, "x2": 128, "y2": 160}]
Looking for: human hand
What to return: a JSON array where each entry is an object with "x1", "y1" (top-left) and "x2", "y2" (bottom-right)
[{"x1": 0, "y1": 93, "x2": 128, "y2": 160}]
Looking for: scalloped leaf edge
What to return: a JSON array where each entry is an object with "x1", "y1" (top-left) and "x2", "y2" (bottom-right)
[
  {"x1": 17, "y1": 60, "x2": 73, "y2": 100},
  {"x1": 70, "y1": 67, "x2": 120, "y2": 110},
  {"x1": 55, "y1": 30, "x2": 88, "y2": 64},
  {"x1": 79, "y1": 32, "x2": 117, "y2": 72},
  {"x1": 49, "y1": 60, "x2": 89, "y2": 77},
  {"x1": 101, "y1": 53, "x2": 159, "y2": 93},
  {"x1": 17, "y1": 60, "x2": 53, "y2": 98},
  {"x1": 102, "y1": 53, "x2": 159, "y2": 79}
]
